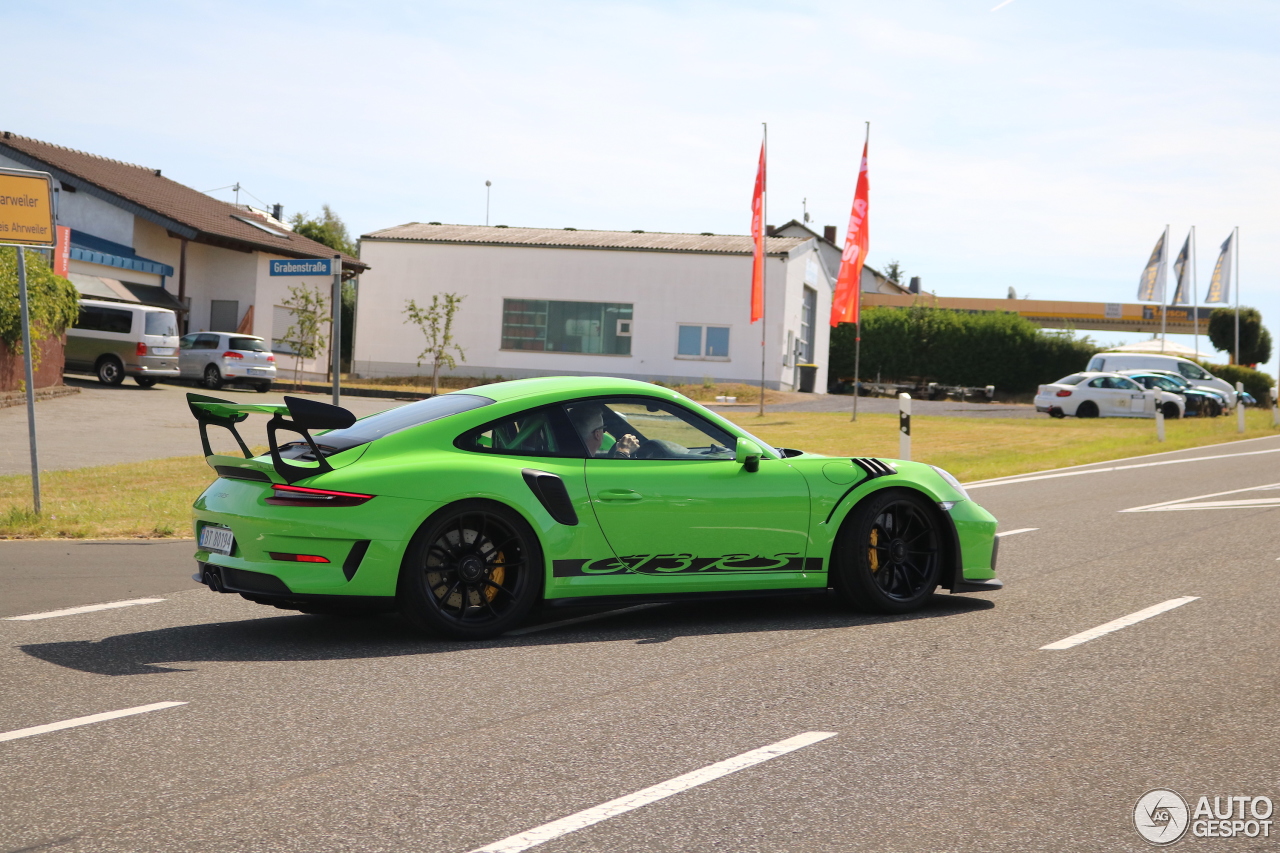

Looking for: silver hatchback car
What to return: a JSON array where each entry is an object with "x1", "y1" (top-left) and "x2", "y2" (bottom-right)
[{"x1": 179, "y1": 332, "x2": 277, "y2": 392}]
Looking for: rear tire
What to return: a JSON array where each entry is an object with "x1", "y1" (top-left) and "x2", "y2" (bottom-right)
[
  {"x1": 255, "y1": 381, "x2": 272, "y2": 393},
  {"x1": 398, "y1": 501, "x2": 542, "y2": 639},
  {"x1": 96, "y1": 357, "x2": 125, "y2": 386},
  {"x1": 1076, "y1": 401, "x2": 1099, "y2": 418},
  {"x1": 832, "y1": 488, "x2": 943, "y2": 614},
  {"x1": 134, "y1": 376, "x2": 157, "y2": 388},
  {"x1": 203, "y1": 364, "x2": 223, "y2": 390}
]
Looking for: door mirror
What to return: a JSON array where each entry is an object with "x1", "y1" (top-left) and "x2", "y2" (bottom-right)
[{"x1": 735, "y1": 438, "x2": 763, "y2": 472}]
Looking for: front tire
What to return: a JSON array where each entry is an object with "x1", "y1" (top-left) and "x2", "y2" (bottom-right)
[
  {"x1": 833, "y1": 488, "x2": 943, "y2": 614},
  {"x1": 96, "y1": 357, "x2": 125, "y2": 386},
  {"x1": 1161, "y1": 401, "x2": 1181, "y2": 420},
  {"x1": 202, "y1": 364, "x2": 223, "y2": 390},
  {"x1": 398, "y1": 501, "x2": 542, "y2": 639}
]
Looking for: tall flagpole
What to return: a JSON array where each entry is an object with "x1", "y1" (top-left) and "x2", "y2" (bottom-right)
[
  {"x1": 1233, "y1": 225, "x2": 1240, "y2": 365},
  {"x1": 759, "y1": 122, "x2": 767, "y2": 418},
  {"x1": 1159, "y1": 223, "x2": 1169, "y2": 352},
  {"x1": 852, "y1": 121, "x2": 869, "y2": 423},
  {"x1": 1182, "y1": 224, "x2": 1192, "y2": 356}
]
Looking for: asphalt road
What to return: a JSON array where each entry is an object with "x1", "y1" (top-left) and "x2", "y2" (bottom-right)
[{"x1": 3, "y1": 436, "x2": 1279, "y2": 851}]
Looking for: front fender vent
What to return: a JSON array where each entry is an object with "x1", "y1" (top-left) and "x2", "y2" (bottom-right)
[
  {"x1": 522, "y1": 469, "x2": 578, "y2": 526},
  {"x1": 852, "y1": 458, "x2": 896, "y2": 479}
]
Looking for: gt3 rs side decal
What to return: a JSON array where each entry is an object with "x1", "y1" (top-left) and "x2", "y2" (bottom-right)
[{"x1": 553, "y1": 554, "x2": 824, "y2": 577}]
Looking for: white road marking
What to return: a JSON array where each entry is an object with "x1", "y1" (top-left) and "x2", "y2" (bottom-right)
[
  {"x1": 1120, "y1": 482, "x2": 1280, "y2": 513},
  {"x1": 965, "y1": 443, "x2": 1280, "y2": 490},
  {"x1": 505, "y1": 604, "x2": 666, "y2": 636},
  {"x1": 996, "y1": 528, "x2": 1039, "y2": 537},
  {"x1": 1040, "y1": 597, "x2": 1200, "y2": 650},
  {"x1": 467, "y1": 731, "x2": 837, "y2": 853},
  {"x1": 4, "y1": 598, "x2": 166, "y2": 621},
  {"x1": 0, "y1": 702, "x2": 187, "y2": 744}
]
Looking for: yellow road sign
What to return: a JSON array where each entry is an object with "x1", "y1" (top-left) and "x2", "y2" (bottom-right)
[{"x1": 0, "y1": 167, "x2": 56, "y2": 247}]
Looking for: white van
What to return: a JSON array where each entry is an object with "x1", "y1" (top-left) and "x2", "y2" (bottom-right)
[
  {"x1": 1086, "y1": 353, "x2": 1237, "y2": 406},
  {"x1": 64, "y1": 299, "x2": 181, "y2": 387}
]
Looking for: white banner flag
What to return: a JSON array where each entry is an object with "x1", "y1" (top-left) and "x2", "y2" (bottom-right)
[{"x1": 1205, "y1": 232, "x2": 1234, "y2": 304}]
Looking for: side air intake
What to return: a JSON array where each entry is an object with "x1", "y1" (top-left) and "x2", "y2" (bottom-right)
[{"x1": 851, "y1": 458, "x2": 896, "y2": 479}]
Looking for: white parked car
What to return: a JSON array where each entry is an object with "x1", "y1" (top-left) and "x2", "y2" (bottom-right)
[
  {"x1": 1086, "y1": 352, "x2": 1237, "y2": 407},
  {"x1": 1035, "y1": 372, "x2": 1183, "y2": 419},
  {"x1": 179, "y1": 332, "x2": 277, "y2": 392}
]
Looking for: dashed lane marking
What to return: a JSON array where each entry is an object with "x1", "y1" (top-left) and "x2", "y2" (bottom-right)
[
  {"x1": 467, "y1": 731, "x2": 838, "y2": 853},
  {"x1": 0, "y1": 702, "x2": 187, "y2": 744},
  {"x1": 4, "y1": 598, "x2": 166, "y2": 621},
  {"x1": 996, "y1": 528, "x2": 1039, "y2": 537},
  {"x1": 1040, "y1": 597, "x2": 1200, "y2": 650}
]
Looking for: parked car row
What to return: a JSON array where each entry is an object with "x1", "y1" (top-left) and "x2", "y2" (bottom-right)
[
  {"x1": 1036, "y1": 352, "x2": 1238, "y2": 420},
  {"x1": 64, "y1": 299, "x2": 277, "y2": 391}
]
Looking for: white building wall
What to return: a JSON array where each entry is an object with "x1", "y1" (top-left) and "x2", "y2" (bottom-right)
[{"x1": 354, "y1": 238, "x2": 829, "y2": 392}]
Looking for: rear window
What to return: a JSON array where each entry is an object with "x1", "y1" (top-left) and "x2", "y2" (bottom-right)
[
  {"x1": 145, "y1": 311, "x2": 178, "y2": 337},
  {"x1": 229, "y1": 337, "x2": 267, "y2": 352},
  {"x1": 1055, "y1": 374, "x2": 1087, "y2": 385},
  {"x1": 317, "y1": 393, "x2": 495, "y2": 450}
]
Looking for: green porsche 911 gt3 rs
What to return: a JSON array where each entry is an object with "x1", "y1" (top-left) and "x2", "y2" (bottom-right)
[{"x1": 189, "y1": 376, "x2": 1001, "y2": 638}]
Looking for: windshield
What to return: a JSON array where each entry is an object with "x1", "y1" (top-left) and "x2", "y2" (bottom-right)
[
  {"x1": 229, "y1": 337, "x2": 268, "y2": 352},
  {"x1": 144, "y1": 311, "x2": 178, "y2": 337},
  {"x1": 317, "y1": 393, "x2": 495, "y2": 450}
]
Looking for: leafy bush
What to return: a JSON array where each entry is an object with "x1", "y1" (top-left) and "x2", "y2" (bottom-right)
[
  {"x1": 1200, "y1": 361, "x2": 1276, "y2": 404},
  {"x1": 830, "y1": 306, "x2": 1100, "y2": 393},
  {"x1": 0, "y1": 247, "x2": 80, "y2": 353}
]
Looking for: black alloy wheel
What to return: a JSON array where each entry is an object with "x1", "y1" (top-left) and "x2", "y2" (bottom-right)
[
  {"x1": 203, "y1": 364, "x2": 223, "y2": 390},
  {"x1": 96, "y1": 357, "x2": 125, "y2": 386},
  {"x1": 398, "y1": 501, "x2": 541, "y2": 639},
  {"x1": 834, "y1": 488, "x2": 943, "y2": 614}
]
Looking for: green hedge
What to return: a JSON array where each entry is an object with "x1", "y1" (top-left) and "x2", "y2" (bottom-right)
[
  {"x1": 830, "y1": 306, "x2": 1100, "y2": 394},
  {"x1": 1200, "y1": 361, "x2": 1276, "y2": 405},
  {"x1": 0, "y1": 247, "x2": 80, "y2": 351}
]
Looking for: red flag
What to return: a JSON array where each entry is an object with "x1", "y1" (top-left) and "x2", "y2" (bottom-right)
[
  {"x1": 830, "y1": 139, "x2": 869, "y2": 326},
  {"x1": 750, "y1": 141, "x2": 766, "y2": 323}
]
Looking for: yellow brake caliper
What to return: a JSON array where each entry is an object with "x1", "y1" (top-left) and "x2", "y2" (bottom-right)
[
  {"x1": 868, "y1": 528, "x2": 881, "y2": 573},
  {"x1": 485, "y1": 551, "x2": 507, "y2": 602}
]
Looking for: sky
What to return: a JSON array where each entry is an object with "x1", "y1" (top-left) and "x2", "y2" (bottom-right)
[{"x1": 5, "y1": 0, "x2": 1278, "y2": 372}]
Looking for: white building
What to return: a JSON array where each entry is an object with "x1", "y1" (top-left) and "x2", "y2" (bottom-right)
[
  {"x1": 0, "y1": 132, "x2": 365, "y2": 379},
  {"x1": 354, "y1": 223, "x2": 834, "y2": 392}
]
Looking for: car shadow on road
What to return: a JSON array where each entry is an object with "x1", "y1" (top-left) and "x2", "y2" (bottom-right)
[{"x1": 18, "y1": 592, "x2": 995, "y2": 677}]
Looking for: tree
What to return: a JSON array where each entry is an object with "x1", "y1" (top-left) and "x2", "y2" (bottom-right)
[
  {"x1": 1207, "y1": 306, "x2": 1269, "y2": 365},
  {"x1": 290, "y1": 205, "x2": 358, "y2": 371},
  {"x1": 882, "y1": 260, "x2": 904, "y2": 285},
  {"x1": 278, "y1": 284, "x2": 330, "y2": 389},
  {"x1": 404, "y1": 294, "x2": 466, "y2": 395},
  {"x1": 0, "y1": 247, "x2": 80, "y2": 380}
]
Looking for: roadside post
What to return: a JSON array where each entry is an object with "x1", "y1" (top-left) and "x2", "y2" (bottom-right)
[
  {"x1": 0, "y1": 166, "x2": 57, "y2": 515},
  {"x1": 1154, "y1": 394, "x2": 1165, "y2": 442},
  {"x1": 1237, "y1": 381, "x2": 1246, "y2": 433},
  {"x1": 898, "y1": 392, "x2": 911, "y2": 461},
  {"x1": 1271, "y1": 383, "x2": 1278, "y2": 427},
  {"x1": 331, "y1": 254, "x2": 341, "y2": 406}
]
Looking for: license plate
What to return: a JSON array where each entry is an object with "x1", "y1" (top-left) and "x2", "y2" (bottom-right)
[
  {"x1": 199, "y1": 525, "x2": 235, "y2": 555},
  {"x1": 151, "y1": 347, "x2": 175, "y2": 356},
  {"x1": 247, "y1": 368, "x2": 270, "y2": 376}
]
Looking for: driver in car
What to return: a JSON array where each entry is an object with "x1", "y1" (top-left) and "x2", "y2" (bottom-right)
[{"x1": 569, "y1": 404, "x2": 641, "y2": 458}]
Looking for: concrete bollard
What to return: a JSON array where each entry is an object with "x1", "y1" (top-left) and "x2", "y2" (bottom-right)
[
  {"x1": 1237, "y1": 381, "x2": 1246, "y2": 434},
  {"x1": 1272, "y1": 384, "x2": 1279, "y2": 427},
  {"x1": 1154, "y1": 395, "x2": 1165, "y2": 442},
  {"x1": 899, "y1": 392, "x2": 911, "y2": 461}
]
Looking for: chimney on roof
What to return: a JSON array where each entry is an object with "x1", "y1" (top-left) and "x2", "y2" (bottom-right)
[
  {"x1": 272, "y1": 203, "x2": 283, "y2": 221},
  {"x1": 766, "y1": 224, "x2": 776, "y2": 236},
  {"x1": 909, "y1": 276, "x2": 921, "y2": 294},
  {"x1": 823, "y1": 225, "x2": 837, "y2": 243},
  {"x1": 154, "y1": 169, "x2": 161, "y2": 176}
]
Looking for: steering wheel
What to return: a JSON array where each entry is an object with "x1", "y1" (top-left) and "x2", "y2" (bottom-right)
[{"x1": 633, "y1": 439, "x2": 662, "y2": 459}]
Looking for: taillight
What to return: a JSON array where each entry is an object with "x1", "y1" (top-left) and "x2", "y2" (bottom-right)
[
  {"x1": 1056, "y1": 389, "x2": 1072, "y2": 397},
  {"x1": 266, "y1": 483, "x2": 375, "y2": 507},
  {"x1": 266, "y1": 354, "x2": 275, "y2": 362},
  {"x1": 268, "y1": 552, "x2": 330, "y2": 563},
  {"x1": 136, "y1": 342, "x2": 148, "y2": 356},
  {"x1": 223, "y1": 351, "x2": 244, "y2": 360}
]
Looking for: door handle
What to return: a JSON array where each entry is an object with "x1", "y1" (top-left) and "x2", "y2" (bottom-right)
[{"x1": 597, "y1": 489, "x2": 642, "y2": 502}]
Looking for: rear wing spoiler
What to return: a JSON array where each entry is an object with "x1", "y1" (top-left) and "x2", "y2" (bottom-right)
[{"x1": 187, "y1": 393, "x2": 357, "y2": 484}]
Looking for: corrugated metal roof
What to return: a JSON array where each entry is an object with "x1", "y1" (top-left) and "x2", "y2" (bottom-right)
[
  {"x1": 0, "y1": 132, "x2": 366, "y2": 271},
  {"x1": 361, "y1": 222, "x2": 808, "y2": 255}
]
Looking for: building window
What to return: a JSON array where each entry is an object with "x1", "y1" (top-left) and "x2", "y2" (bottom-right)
[
  {"x1": 210, "y1": 299, "x2": 239, "y2": 333},
  {"x1": 501, "y1": 299, "x2": 633, "y2": 355},
  {"x1": 676, "y1": 324, "x2": 730, "y2": 360}
]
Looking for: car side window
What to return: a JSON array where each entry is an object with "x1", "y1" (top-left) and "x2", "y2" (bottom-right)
[
  {"x1": 1087, "y1": 377, "x2": 1108, "y2": 388},
  {"x1": 564, "y1": 397, "x2": 737, "y2": 460},
  {"x1": 1177, "y1": 363, "x2": 1208, "y2": 380},
  {"x1": 1113, "y1": 378, "x2": 1139, "y2": 391},
  {"x1": 456, "y1": 406, "x2": 585, "y2": 458},
  {"x1": 179, "y1": 334, "x2": 196, "y2": 350},
  {"x1": 194, "y1": 334, "x2": 219, "y2": 350}
]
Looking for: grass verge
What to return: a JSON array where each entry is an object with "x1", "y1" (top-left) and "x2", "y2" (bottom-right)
[{"x1": 1, "y1": 410, "x2": 1276, "y2": 539}]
